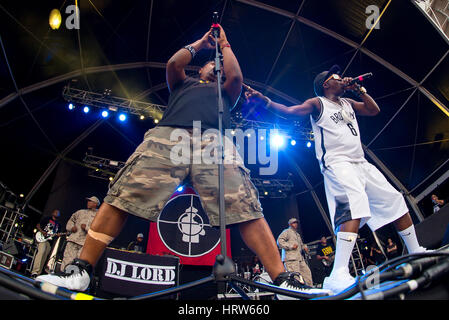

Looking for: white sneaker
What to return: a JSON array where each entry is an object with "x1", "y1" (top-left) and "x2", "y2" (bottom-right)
[
  {"x1": 322, "y1": 271, "x2": 356, "y2": 295},
  {"x1": 36, "y1": 259, "x2": 92, "y2": 292},
  {"x1": 274, "y1": 272, "x2": 332, "y2": 300}
]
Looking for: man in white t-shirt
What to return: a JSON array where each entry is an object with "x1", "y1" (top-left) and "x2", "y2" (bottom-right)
[{"x1": 244, "y1": 65, "x2": 429, "y2": 294}]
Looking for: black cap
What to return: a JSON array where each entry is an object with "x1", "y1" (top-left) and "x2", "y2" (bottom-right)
[{"x1": 313, "y1": 64, "x2": 341, "y2": 97}]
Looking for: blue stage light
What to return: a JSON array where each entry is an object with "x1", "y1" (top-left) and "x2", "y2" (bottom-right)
[
  {"x1": 101, "y1": 110, "x2": 109, "y2": 118},
  {"x1": 83, "y1": 106, "x2": 90, "y2": 113},
  {"x1": 118, "y1": 113, "x2": 126, "y2": 121},
  {"x1": 271, "y1": 134, "x2": 285, "y2": 148},
  {"x1": 68, "y1": 103, "x2": 75, "y2": 110},
  {"x1": 290, "y1": 139, "x2": 296, "y2": 146},
  {"x1": 177, "y1": 186, "x2": 184, "y2": 192},
  {"x1": 306, "y1": 141, "x2": 312, "y2": 148}
]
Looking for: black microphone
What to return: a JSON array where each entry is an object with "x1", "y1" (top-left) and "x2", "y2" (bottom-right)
[
  {"x1": 345, "y1": 73, "x2": 373, "y2": 86},
  {"x1": 212, "y1": 12, "x2": 220, "y2": 38}
]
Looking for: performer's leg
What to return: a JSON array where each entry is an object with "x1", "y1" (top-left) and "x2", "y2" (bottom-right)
[
  {"x1": 82, "y1": 127, "x2": 188, "y2": 266},
  {"x1": 238, "y1": 218, "x2": 285, "y2": 282},
  {"x1": 322, "y1": 162, "x2": 370, "y2": 277},
  {"x1": 393, "y1": 211, "x2": 413, "y2": 231},
  {"x1": 31, "y1": 242, "x2": 49, "y2": 275},
  {"x1": 393, "y1": 212, "x2": 426, "y2": 253},
  {"x1": 322, "y1": 219, "x2": 360, "y2": 293},
  {"x1": 79, "y1": 203, "x2": 128, "y2": 267},
  {"x1": 363, "y1": 163, "x2": 427, "y2": 253},
  {"x1": 330, "y1": 219, "x2": 360, "y2": 274}
]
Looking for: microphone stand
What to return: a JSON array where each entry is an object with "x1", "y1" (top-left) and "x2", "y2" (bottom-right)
[
  {"x1": 210, "y1": 23, "x2": 236, "y2": 285},
  {"x1": 196, "y1": 20, "x2": 328, "y2": 300}
]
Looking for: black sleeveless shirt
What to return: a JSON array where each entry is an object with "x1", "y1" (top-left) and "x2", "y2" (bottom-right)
[{"x1": 157, "y1": 77, "x2": 234, "y2": 131}]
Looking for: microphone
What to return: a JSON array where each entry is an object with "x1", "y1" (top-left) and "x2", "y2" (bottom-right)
[
  {"x1": 344, "y1": 72, "x2": 373, "y2": 86},
  {"x1": 212, "y1": 12, "x2": 220, "y2": 38}
]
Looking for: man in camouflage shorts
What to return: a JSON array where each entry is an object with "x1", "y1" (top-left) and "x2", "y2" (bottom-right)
[
  {"x1": 37, "y1": 25, "x2": 330, "y2": 298},
  {"x1": 105, "y1": 125, "x2": 262, "y2": 227}
]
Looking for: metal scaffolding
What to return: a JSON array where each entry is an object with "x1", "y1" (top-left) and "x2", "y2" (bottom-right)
[
  {"x1": 83, "y1": 153, "x2": 125, "y2": 182},
  {"x1": 64, "y1": 86, "x2": 314, "y2": 142},
  {"x1": 251, "y1": 178, "x2": 294, "y2": 199},
  {"x1": 231, "y1": 115, "x2": 314, "y2": 142},
  {"x1": 62, "y1": 85, "x2": 166, "y2": 120},
  {"x1": 415, "y1": 0, "x2": 449, "y2": 41},
  {"x1": 0, "y1": 204, "x2": 36, "y2": 273}
]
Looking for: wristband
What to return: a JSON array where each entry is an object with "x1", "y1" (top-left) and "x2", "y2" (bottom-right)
[
  {"x1": 183, "y1": 45, "x2": 196, "y2": 59},
  {"x1": 220, "y1": 42, "x2": 231, "y2": 51},
  {"x1": 359, "y1": 86, "x2": 367, "y2": 95},
  {"x1": 356, "y1": 86, "x2": 367, "y2": 97}
]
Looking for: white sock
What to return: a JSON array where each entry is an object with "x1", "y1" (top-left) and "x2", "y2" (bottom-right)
[
  {"x1": 398, "y1": 224, "x2": 424, "y2": 253},
  {"x1": 330, "y1": 232, "x2": 358, "y2": 276}
]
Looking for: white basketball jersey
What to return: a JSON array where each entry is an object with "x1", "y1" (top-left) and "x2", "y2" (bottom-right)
[{"x1": 310, "y1": 96, "x2": 366, "y2": 171}]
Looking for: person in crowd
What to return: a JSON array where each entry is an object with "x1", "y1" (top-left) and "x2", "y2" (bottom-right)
[
  {"x1": 127, "y1": 233, "x2": 145, "y2": 253},
  {"x1": 60, "y1": 196, "x2": 99, "y2": 272},
  {"x1": 315, "y1": 236, "x2": 335, "y2": 279},
  {"x1": 386, "y1": 237, "x2": 399, "y2": 259},
  {"x1": 277, "y1": 218, "x2": 314, "y2": 287},
  {"x1": 431, "y1": 194, "x2": 445, "y2": 214},
  {"x1": 30, "y1": 209, "x2": 62, "y2": 278}
]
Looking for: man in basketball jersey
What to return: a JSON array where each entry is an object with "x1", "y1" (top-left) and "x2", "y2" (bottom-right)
[{"x1": 244, "y1": 65, "x2": 429, "y2": 294}]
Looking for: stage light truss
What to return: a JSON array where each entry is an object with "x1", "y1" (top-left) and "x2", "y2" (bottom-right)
[
  {"x1": 415, "y1": 0, "x2": 449, "y2": 41},
  {"x1": 62, "y1": 86, "x2": 166, "y2": 119},
  {"x1": 251, "y1": 177, "x2": 294, "y2": 198},
  {"x1": 63, "y1": 86, "x2": 313, "y2": 141},
  {"x1": 231, "y1": 116, "x2": 314, "y2": 142},
  {"x1": 83, "y1": 153, "x2": 125, "y2": 181}
]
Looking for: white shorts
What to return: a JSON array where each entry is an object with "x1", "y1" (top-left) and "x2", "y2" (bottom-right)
[{"x1": 323, "y1": 161, "x2": 408, "y2": 232}]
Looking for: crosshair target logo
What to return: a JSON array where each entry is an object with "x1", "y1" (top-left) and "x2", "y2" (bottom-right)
[{"x1": 157, "y1": 194, "x2": 220, "y2": 257}]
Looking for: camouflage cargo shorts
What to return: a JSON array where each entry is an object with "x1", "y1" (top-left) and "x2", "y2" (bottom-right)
[{"x1": 104, "y1": 126, "x2": 263, "y2": 226}]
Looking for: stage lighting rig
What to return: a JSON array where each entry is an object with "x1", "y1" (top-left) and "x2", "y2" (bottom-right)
[
  {"x1": 230, "y1": 117, "x2": 314, "y2": 143},
  {"x1": 415, "y1": 0, "x2": 449, "y2": 41},
  {"x1": 251, "y1": 177, "x2": 294, "y2": 199},
  {"x1": 83, "y1": 152, "x2": 125, "y2": 181},
  {"x1": 62, "y1": 86, "x2": 166, "y2": 121}
]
